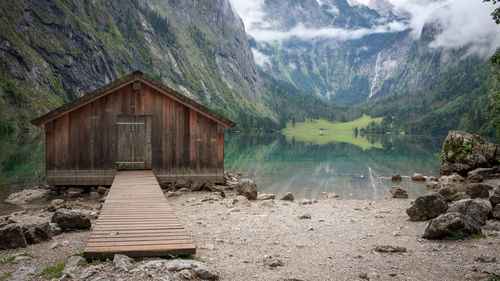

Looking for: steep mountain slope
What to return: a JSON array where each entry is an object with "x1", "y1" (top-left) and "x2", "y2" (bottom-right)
[{"x1": 0, "y1": 0, "x2": 279, "y2": 133}]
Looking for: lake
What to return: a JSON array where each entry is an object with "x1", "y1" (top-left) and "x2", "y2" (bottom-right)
[
  {"x1": 0, "y1": 132, "x2": 444, "y2": 215},
  {"x1": 224, "y1": 133, "x2": 444, "y2": 200}
]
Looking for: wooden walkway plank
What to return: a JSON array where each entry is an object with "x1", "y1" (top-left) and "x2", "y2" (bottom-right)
[{"x1": 83, "y1": 170, "x2": 196, "y2": 259}]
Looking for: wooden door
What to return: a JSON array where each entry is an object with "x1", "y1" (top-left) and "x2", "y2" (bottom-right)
[{"x1": 116, "y1": 115, "x2": 152, "y2": 170}]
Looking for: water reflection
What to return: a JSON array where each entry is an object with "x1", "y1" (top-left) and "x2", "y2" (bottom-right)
[
  {"x1": 224, "y1": 133, "x2": 445, "y2": 200},
  {"x1": 0, "y1": 134, "x2": 45, "y2": 214}
]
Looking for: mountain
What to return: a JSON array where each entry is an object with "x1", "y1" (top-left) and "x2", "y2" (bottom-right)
[
  {"x1": 0, "y1": 0, "x2": 318, "y2": 134},
  {"x1": 246, "y1": 0, "x2": 497, "y2": 135}
]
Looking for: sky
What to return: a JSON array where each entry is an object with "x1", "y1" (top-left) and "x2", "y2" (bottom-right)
[{"x1": 229, "y1": 0, "x2": 500, "y2": 59}]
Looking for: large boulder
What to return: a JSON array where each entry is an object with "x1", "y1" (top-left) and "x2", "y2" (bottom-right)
[
  {"x1": 51, "y1": 208, "x2": 91, "y2": 230},
  {"x1": 0, "y1": 224, "x2": 27, "y2": 248},
  {"x1": 465, "y1": 183, "x2": 491, "y2": 199},
  {"x1": 493, "y1": 205, "x2": 500, "y2": 220},
  {"x1": 390, "y1": 186, "x2": 408, "y2": 199},
  {"x1": 440, "y1": 130, "x2": 499, "y2": 176},
  {"x1": 406, "y1": 193, "x2": 448, "y2": 221},
  {"x1": 22, "y1": 222, "x2": 53, "y2": 244},
  {"x1": 5, "y1": 188, "x2": 51, "y2": 205},
  {"x1": 423, "y1": 212, "x2": 482, "y2": 239},
  {"x1": 440, "y1": 173, "x2": 466, "y2": 192},
  {"x1": 490, "y1": 187, "x2": 500, "y2": 208},
  {"x1": 447, "y1": 199, "x2": 491, "y2": 226},
  {"x1": 235, "y1": 179, "x2": 258, "y2": 200},
  {"x1": 468, "y1": 167, "x2": 497, "y2": 180},
  {"x1": 280, "y1": 192, "x2": 294, "y2": 201}
]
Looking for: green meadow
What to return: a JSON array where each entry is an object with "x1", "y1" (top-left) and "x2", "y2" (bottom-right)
[{"x1": 281, "y1": 115, "x2": 383, "y2": 150}]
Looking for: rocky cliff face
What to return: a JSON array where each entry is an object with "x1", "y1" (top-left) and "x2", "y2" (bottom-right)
[{"x1": 0, "y1": 0, "x2": 268, "y2": 132}]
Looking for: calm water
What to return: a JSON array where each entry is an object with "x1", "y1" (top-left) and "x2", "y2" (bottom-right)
[
  {"x1": 0, "y1": 133, "x2": 444, "y2": 215},
  {"x1": 224, "y1": 133, "x2": 445, "y2": 200}
]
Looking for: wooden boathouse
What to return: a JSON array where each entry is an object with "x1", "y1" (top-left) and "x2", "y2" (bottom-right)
[{"x1": 31, "y1": 71, "x2": 236, "y2": 186}]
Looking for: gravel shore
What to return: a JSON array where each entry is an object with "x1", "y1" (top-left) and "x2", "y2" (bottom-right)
[{"x1": 1, "y1": 191, "x2": 499, "y2": 281}]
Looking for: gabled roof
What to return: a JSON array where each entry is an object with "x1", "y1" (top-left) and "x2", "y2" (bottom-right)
[{"x1": 31, "y1": 71, "x2": 236, "y2": 128}]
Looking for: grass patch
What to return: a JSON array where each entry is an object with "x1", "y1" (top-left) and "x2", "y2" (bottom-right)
[
  {"x1": 281, "y1": 115, "x2": 384, "y2": 150},
  {"x1": 0, "y1": 272, "x2": 13, "y2": 281},
  {"x1": 73, "y1": 248, "x2": 83, "y2": 256},
  {"x1": 0, "y1": 252, "x2": 30, "y2": 265},
  {"x1": 167, "y1": 254, "x2": 180, "y2": 260},
  {"x1": 445, "y1": 233, "x2": 465, "y2": 241},
  {"x1": 91, "y1": 258, "x2": 100, "y2": 265},
  {"x1": 470, "y1": 233, "x2": 487, "y2": 239},
  {"x1": 38, "y1": 262, "x2": 66, "y2": 279}
]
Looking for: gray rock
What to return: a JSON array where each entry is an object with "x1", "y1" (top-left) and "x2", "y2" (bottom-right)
[
  {"x1": 438, "y1": 186, "x2": 468, "y2": 202},
  {"x1": 298, "y1": 199, "x2": 313, "y2": 205},
  {"x1": 0, "y1": 224, "x2": 27, "y2": 249},
  {"x1": 390, "y1": 186, "x2": 408, "y2": 199},
  {"x1": 166, "y1": 259, "x2": 196, "y2": 272},
  {"x1": 174, "y1": 269, "x2": 192, "y2": 279},
  {"x1": 490, "y1": 187, "x2": 500, "y2": 208},
  {"x1": 113, "y1": 254, "x2": 133, "y2": 272},
  {"x1": 493, "y1": 205, "x2": 500, "y2": 220},
  {"x1": 51, "y1": 208, "x2": 91, "y2": 230},
  {"x1": 5, "y1": 188, "x2": 51, "y2": 205},
  {"x1": 258, "y1": 200, "x2": 276, "y2": 208},
  {"x1": 235, "y1": 179, "x2": 258, "y2": 200},
  {"x1": 257, "y1": 193, "x2": 275, "y2": 200},
  {"x1": 411, "y1": 173, "x2": 426, "y2": 182},
  {"x1": 297, "y1": 214, "x2": 311, "y2": 219},
  {"x1": 374, "y1": 245, "x2": 407, "y2": 253},
  {"x1": 232, "y1": 196, "x2": 251, "y2": 207},
  {"x1": 468, "y1": 173, "x2": 484, "y2": 183},
  {"x1": 89, "y1": 191, "x2": 100, "y2": 199},
  {"x1": 406, "y1": 193, "x2": 448, "y2": 221},
  {"x1": 280, "y1": 192, "x2": 294, "y2": 201},
  {"x1": 192, "y1": 262, "x2": 219, "y2": 280},
  {"x1": 22, "y1": 222, "x2": 53, "y2": 244},
  {"x1": 62, "y1": 256, "x2": 87, "y2": 277},
  {"x1": 440, "y1": 130, "x2": 499, "y2": 176},
  {"x1": 423, "y1": 212, "x2": 481, "y2": 239},
  {"x1": 97, "y1": 186, "x2": 108, "y2": 195},
  {"x1": 468, "y1": 167, "x2": 496, "y2": 180},
  {"x1": 391, "y1": 174, "x2": 402, "y2": 183},
  {"x1": 7, "y1": 266, "x2": 36, "y2": 281},
  {"x1": 448, "y1": 199, "x2": 491, "y2": 225},
  {"x1": 80, "y1": 264, "x2": 104, "y2": 280},
  {"x1": 426, "y1": 181, "x2": 440, "y2": 192},
  {"x1": 178, "y1": 187, "x2": 191, "y2": 193},
  {"x1": 47, "y1": 199, "x2": 65, "y2": 212},
  {"x1": 50, "y1": 222, "x2": 62, "y2": 235},
  {"x1": 466, "y1": 183, "x2": 492, "y2": 199},
  {"x1": 190, "y1": 180, "x2": 204, "y2": 191},
  {"x1": 322, "y1": 192, "x2": 340, "y2": 199}
]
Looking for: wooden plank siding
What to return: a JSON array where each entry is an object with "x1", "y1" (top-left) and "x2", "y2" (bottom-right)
[{"x1": 46, "y1": 82, "x2": 225, "y2": 186}]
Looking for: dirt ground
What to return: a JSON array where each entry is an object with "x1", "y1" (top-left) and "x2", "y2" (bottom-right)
[{"x1": 0, "y1": 191, "x2": 499, "y2": 281}]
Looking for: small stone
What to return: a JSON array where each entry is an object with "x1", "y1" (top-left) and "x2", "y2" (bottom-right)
[
  {"x1": 258, "y1": 200, "x2": 276, "y2": 208},
  {"x1": 389, "y1": 186, "x2": 408, "y2": 199},
  {"x1": 469, "y1": 174, "x2": 484, "y2": 183},
  {"x1": 235, "y1": 179, "x2": 258, "y2": 200},
  {"x1": 426, "y1": 181, "x2": 440, "y2": 192},
  {"x1": 391, "y1": 174, "x2": 403, "y2": 183},
  {"x1": 174, "y1": 269, "x2": 192, "y2": 280},
  {"x1": 97, "y1": 186, "x2": 108, "y2": 195},
  {"x1": 47, "y1": 199, "x2": 65, "y2": 212},
  {"x1": 233, "y1": 196, "x2": 251, "y2": 207},
  {"x1": 178, "y1": 187, "x2": 191, "y2": 193},
  {"x1": 257, "y1": 193, "x2": 275, "y2": 200},
  {"x1": 490, "y1": 187, "x2": 500, "y2": 208},
  {"x1": 297, "y1": 214, "x2": 311, "y2": 219},
  {"x1": 493, "y1": 205, "x2": 500, "y2": 220},
  {"x1": 62, "y1": 256, "x2": 87, "y2": 277},
  {"x1": 466, "y1": 183, "x2": 492, "y2": 199},
  {"x1": 298, "y1": 199, "x2": 313, "y2": 205},
  {"x1": 22, "y1": 222, "x2": 53, "y2": 244},
  {"x1": 475, "y1": 255, "x2": 496, "y2": 263},
  {"x1": 89, "y1": 191, "x2": 100, "y2": 199},
  {"x1": 280, "y1": 192, "x2": 294, "y2": 201},
  {"x1": 322, "y1": 192, "x2": 340, "y2": 199},
  {"x1": 51, "y1": 209, "x2": 91, "y2": 230},
  {"x1": 411, "y1": 173, "x2": 426, "y2": 182},
  {"x1": 374, "y1": 245, "x2": 407, "y2": 253},
  {"x1": 113, "y1": 254, "x2": 134, "y2": 273}
]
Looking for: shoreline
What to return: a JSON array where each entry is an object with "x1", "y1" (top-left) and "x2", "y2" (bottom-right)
[{"x1": 1, "y1": 189, "x2": 499, "y2": 281}]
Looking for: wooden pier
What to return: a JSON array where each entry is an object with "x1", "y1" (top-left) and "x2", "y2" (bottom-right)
[{"x1": 83, "y1": 170, "x2": 196, "y2": 259}]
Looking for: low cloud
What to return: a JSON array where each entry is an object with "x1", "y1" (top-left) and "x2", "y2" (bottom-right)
[
  {"x1": 230, "y1": 0, "x2": 500, "y2": 58},
  {"x1": 251, "y1": 48, "x2": 272, "y2": 69}
]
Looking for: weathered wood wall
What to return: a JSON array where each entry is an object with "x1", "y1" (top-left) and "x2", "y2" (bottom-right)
[{"x1": 46, "y1": 83, "x2": 224, "y2": 185}]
